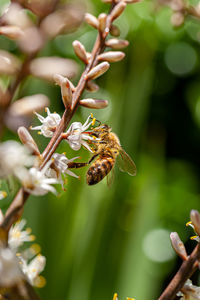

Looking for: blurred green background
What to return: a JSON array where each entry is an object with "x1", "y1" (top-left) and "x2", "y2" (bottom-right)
[{"x1": 1, "y1": 0, "x2": 200, "y2": 299}]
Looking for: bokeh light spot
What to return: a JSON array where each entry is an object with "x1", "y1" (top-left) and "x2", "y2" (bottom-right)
[
  {"x1": 143, "y1": 229, "x2": 175, "y2": 262},
  {"x1": 165, "y1": 42, "x2": 197, "y2": 76}
]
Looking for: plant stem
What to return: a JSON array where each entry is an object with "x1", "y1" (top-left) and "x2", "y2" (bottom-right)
[{"x1": 158, "y1": 243, "x2": 200, "y2": 300}]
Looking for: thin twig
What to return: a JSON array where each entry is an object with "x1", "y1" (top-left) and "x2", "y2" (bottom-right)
[
  {"x1": 0, "y1": 2, "x2": 118, "y2": 233},
  {"x1": 158, "y1": 243, "x2": 200, "y2": 300}
]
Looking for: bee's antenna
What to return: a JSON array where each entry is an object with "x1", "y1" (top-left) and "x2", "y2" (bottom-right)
[{"x1": 95, "y1": 119, "x2": 101, "y2": 125}]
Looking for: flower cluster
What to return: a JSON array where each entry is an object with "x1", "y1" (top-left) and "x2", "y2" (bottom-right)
[
  {"x1": 177, "y1": 279, "x2": 200, "y2": 300},
  {"x1": 113, "y1": 293, "x2": 135, "y2": 300},
  {"x1": 0, "y1": 214, "x2": 46, "y2": 288}
]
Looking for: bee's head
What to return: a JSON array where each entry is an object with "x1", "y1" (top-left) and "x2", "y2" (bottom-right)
[
  {"x1": 97, "y1": 124, "x2": 111, "y2": 132},
  {"x1": 91, "y1": 124, "x2": 111, "y2": 138}
]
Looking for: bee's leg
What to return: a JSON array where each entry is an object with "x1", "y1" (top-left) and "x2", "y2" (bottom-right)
[
  {"x1": 88, "y1": 154, "x2": 98, "y2": 164},
  {"x1": 67, "y1": 162, "x2": 88, "y2": 169}
]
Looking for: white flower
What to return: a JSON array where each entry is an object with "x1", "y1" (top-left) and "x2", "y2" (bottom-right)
[
  {"x1": 66, "y1": 115, "x2": 95, "y2": 152},
  {"x1": 0, "y1": 248, "x2": 24, "y2": 287},
  {"x1": 8, "y1": 219, "x2": 35, "y2": 251},
  {"x1": 45, "y1": 153, "x2": 79, "y2": 186},
  {"x1": 0, "y1": 141, "x2": 34, "y2": 179},
  {"x1": 186, "y1": 221, "x2": 200, "y2": 242},
  {"x1": 177, "y1": 279, "x2": 200, "y2": 299},
  {"x1": 0, "y1": 190, "x2": 7, "y2": 200},
  {"x1": 31, "y1": 107, "x2": 61, "y2": 138},
  {"x1": 22, "y1": 160, "x2": 59, "y2": 195},
  {"x1": 20, "y1": 254, "x2": 46, "y2": 286}
]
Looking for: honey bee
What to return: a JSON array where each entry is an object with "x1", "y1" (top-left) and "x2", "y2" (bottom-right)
[{"x1": 86, "y1": 124, "x2": 137, "y2": 185}]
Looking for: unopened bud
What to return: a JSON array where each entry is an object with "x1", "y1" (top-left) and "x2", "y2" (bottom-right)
[
  {"x1": 54, "y1": 73, "x2": 75, "y2": 91},
  {"x1": 110, "y1": 24, "x2": 120, "y2": 37},
  {"x1": 110, "y1": 2, "x2": 126, "y2": 21},
  {"x1": 190, "y1": 210, "x2": 200, "y2": 237},
  {"x1": 170, "y1": 232, "x2": 188, "y2": 260},
  {"x1": 18, "y1": 126, "x2": 40, "y2": 156},
  {"x1": 86, "y1": 80, "x2": 99, "y2": 92},
  {"x1": 8, "y1": 94, "x2": 49, "y2": 116},
  {"x1": 54, "y1": 74, "x2": 73, "y2": 108},
  {"x1": 98, "y1": 51, "x2": 125, "y2": 62},
  {"x1": 86, "y1": 62, "x2": 110, "y2": 80},
  {"x1": 106, "y1": 38, "x2": 129, "y2": 49},
  {"x1": 85, "y1": 13, "x2": 99, "y2": 29},
  {"x1": 0, "y1": 26, "x2": 24, "y2": 40},
  {"x1": 86, "y1": 52, "x2": 92, "y2": 62},
  {"x1": 73, "y1": 40, "x2": 88, "y2": 64},
  {"x1": 98, "y1": 13, "x2": 107, "y2": 33},
  {"x1": 171, "y1": 12, "x2": 184, "y2": 27},
  {"x1": 125, "y1": 0, "x2": 141, "y2": 3},
  {"x1": 80, "y1": 98, "x2": 108, "y2": 109}
]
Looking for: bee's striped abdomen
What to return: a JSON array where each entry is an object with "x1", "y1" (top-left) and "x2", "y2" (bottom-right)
[{"x1": 87, "y1": 156, "x2": 114, "y2": 185}]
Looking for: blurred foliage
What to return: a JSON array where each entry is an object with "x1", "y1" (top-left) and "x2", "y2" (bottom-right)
[{"x1": 1, "y1": 0, "x2": 200, "y2": 299}]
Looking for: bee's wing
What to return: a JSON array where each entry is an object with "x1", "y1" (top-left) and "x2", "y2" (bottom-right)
[
  {"x1": 106, "y1": 167, "x2": 115, "y2": 187},
  {"x1": 117, "y1": 148, "x2": 137, "y2": 176}
]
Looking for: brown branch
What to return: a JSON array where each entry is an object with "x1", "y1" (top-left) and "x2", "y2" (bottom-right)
[
  {"x1": 158, "y1": 243, "x2": 200, "y2": 300},
  {"x1": 0, "y1": 2, "x2": 122, "y2": 233}
]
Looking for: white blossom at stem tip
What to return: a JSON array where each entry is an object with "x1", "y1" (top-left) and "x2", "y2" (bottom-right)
[{"x1": 31, "y1": 107, "x2": 61, "y2": 138}]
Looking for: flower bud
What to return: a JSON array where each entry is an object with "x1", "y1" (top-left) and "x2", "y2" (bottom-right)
[
  {"x1": 98, "y1": 13, "x2": 107, "y2": 33},
  {"x1": 125, "y1": 0, "x2": 141, "y2": 3},
  {"x1": 54, "y1": 73, "x2": 75, "y2": 91},
  {"x1": 0, "y1": 26, "x2": 24, "y2": 40},
  {"x1": 86, "y1": 62, "x2": 110, "y2": 80},
  {"x1": 53, "y1": 74, "x2": 73, "y2": 108},
  {"x1": 170, "y1": 232, "x2": 188, "y2": 260},
  {"x1": 86, "y1": 52, "x2": 92, "y2": 62},
  {"x1": 85, "y1": 13, "x2": 99, "y2": 29},
  {"x1": 80, "y1": 98, "x2": 108, "y2": 109},
  {"x1": 105, "y1": 38, "x2": 129, "y2": 49},
  {"x1": 30, "y1": 57, "x2": 78, "y2": 82},
  {"x1": 18, "y1": 126, "x2": 40, "y2": 156},
  {"x1": 86, "y1": 80, "x2": 99, "y2": 92},
  {"x1": 190, "y1": 210, "x2": 200, "y2": 237},
  {"x1": 8, "y1": 94, "x2": 49, "y2": 116},
  {"x1": 110, "y1": 2, "x2": 126, "y2": 21},
  {"x1": 171, "y1": 12, "x2": 184, "y2": 27},
  {"x1": 0, "y1": 50, "x2": 20, "y2": 75},
  {"x1": 110, "y1": 24, "x2": 120, "y2": 37},
  {"x1": 73, "y1": 40, "x2": 88, "y2": 64},
  {"x1": 98, "y1": 51, "x2": 125, "y2": 62},
  {"x1": 18, "y1": 26, "x2": 44, "y2": 54}
]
